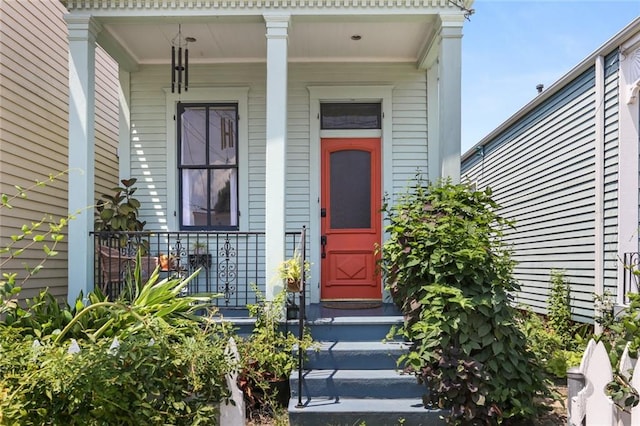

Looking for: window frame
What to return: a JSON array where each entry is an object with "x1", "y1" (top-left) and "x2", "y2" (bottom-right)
[
  {"x1": 165, "y1": 87, "x2": 249, "y2": 232},
  {"x1": 177, "y1": 102, "x2": 239, "y2": 230}
]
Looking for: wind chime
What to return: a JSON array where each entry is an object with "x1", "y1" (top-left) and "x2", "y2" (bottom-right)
[{"x1": 171, "y1": 24, "x2": 195, "y2": 93}]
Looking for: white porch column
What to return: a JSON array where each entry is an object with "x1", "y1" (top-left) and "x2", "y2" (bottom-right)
[
  {"x1": 617, "y1": 43, "x2": 640, "y2": 306},
  {"x1": 118, "y1": 67, "x2": 131, "y2": 181},
  {"x1": 263, "y1": 13, "x2": 290, "y2": 300},
  {"x1": 65, "y1": 15, "x2": 99, "y2": 305},
  {"x1": 437, "y1": 14, "x2": 464, "y2": 183}
]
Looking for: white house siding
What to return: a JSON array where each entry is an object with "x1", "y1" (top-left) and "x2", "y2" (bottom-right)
[
  {"x1": 130, "y1": 62, "x2": 428, "y2": 232},
  {"x1": 462, "y1": 67, "x2": 616, "y2": 320},
  {"x1": 94, "y1": 49, "x2": 121, "y2": 198},
  {"x1": 127, "y1": 62, "x2": 427, "y2": 295},
  {"x1": 0, "y1": 0, "x2": 119, "y2": 301}
]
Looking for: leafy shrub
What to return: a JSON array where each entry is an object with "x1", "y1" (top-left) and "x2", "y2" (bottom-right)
[
  {"x1": 516, "y1": 307, "x2": 585, "y2": 379},
  {"x1": 0, "y1": 171, "x2": 234, "y2": 424},
  {"x1": 0, "y1": 271, "x2": 235, "y2": 424},
  {"x1": 380, "y1": 178, "x2": 551, "y2": 424},
  {"x1": 548, "y1": 269, "x2": 573, "y2": 347},
  {"x1": 0, "y1": 318, "x2": 232, "y2": 425},
  {"x1": 237, "y1": 288, "x2": 314, "y2": 418},
  {"x1": 95, "y1": 178, "x2": 148, "y2": 252}
]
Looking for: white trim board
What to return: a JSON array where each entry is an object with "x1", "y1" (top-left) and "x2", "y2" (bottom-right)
[
  {"x1": 307, "y1": 85, "x2": 393, "y2": 303},
  {"x1": 164, "y1": 87, "x2": 250, "y2": 231}
]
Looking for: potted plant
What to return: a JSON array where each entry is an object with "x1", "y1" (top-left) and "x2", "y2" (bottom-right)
[
  {"x1": 277, "y1": 251, "x2": 310, "y2": 293},
  {"x1": 193, "y1": 241, "x2": 207, "y2": 255},
  {"x1": 189, "y1": 241, "x2": 211, "y2": 269},
  {"x1": 237, "y1": 289, "x2": 314, "y2": 417},
  {"x1": 94, "y1": 178, "x2": 148, "y2": 253},
  {"x1": 159, "y1": 253, "x2": 178, "y2": 272}
]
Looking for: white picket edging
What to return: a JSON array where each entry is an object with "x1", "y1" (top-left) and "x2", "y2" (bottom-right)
[{"x1": 570, "y1": 339, "x2": 640, "y2": 426}]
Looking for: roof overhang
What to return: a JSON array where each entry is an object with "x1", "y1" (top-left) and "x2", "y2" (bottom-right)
[{"x1": 61, "y1": 0, "x2": 473, "y2": 72}]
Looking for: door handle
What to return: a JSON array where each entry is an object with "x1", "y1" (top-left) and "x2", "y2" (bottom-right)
[{"x1": 321, "y1": 235, "x2": 327, "y2": 258}]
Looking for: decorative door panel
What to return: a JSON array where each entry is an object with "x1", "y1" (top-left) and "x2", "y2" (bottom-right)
[{"x1": 320, "y1": 138, "x2": 381, "y2": 300}]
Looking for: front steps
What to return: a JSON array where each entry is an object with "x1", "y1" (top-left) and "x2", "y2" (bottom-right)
[{"x1": 288, "y1": 310, "x2": 446, "y2": 426}]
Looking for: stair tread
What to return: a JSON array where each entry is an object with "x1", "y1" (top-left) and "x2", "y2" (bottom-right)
[
  {"x1": 289, "y1": 397, "x2": 432, "y2": 412},
  {"x1": 311, "y1": 340, "x2": 410, "y2": 350},
  {"x1": 300, "y1": 369, "x2": 414, "y2": 380},
  {"x1": 308, "y1": 316, "x2": 403, "y2": 325}
]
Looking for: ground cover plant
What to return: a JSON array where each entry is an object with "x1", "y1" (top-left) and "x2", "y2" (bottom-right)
[
  {"x1": 516, "y1": 270, "x2": 587, "y2": 380},
  {"x1": 380, "y1": 177, "x2": 552, "y2": 425}
]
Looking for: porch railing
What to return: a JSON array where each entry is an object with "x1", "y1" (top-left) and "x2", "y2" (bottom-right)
[
  {"x1": 622, "y1": 252, "x2": 640, "y2": 304},
  {"x1": 91, "y1": 230, "x2": 302, "y2": 307}
]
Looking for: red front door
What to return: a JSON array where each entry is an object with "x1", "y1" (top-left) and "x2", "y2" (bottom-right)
[{"x1": 320, "y1": 138, "x2": 381, "y2": 301}]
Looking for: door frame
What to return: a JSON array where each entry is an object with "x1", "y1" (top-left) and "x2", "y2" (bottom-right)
[{"x1": 308, "y1": 86, "x2": 393, "y2": 304}]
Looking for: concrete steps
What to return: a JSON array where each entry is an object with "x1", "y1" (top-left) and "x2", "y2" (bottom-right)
[{"x1": 288, "y1": 311, "x2": 445, "y2": 426}]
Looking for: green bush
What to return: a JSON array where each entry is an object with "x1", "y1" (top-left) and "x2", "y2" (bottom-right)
[
  {"x1": 0, "y1": 274, "x2": 235, "y2": 425},
  {"x1": 0, "y1": 318, "x2": 232, "y2": 425},
  {"x1": 380, "y1": 178, "x2": 551, "y2": 424},
  {"x1": 516, "y1": 308, "x2": 584, "y2": 379},
  {"x1": 548, "y1": 269, "x2": 573, "y2": 347},
  {"x1": 237, "y1": 289, "x2": 315, "y2": 419}
]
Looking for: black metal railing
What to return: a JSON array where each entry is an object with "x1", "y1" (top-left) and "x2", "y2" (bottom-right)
[
  {"x1": 622, "y1": 252, "x2": 640, "y2": 304},
  {"x1": 92, "y1": 230, "x2": 302, "y2": 307}
]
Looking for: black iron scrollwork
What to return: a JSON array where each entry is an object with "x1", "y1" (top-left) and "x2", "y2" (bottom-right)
[{"x1": 218, "y1": 237, "x2": 237, "y2": 305}]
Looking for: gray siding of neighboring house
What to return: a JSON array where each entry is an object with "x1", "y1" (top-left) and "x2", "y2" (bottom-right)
[
  {"x1": 0, "y1": 0, "x2": 119, "y2": 301},
  {"x1": 129, "y1": 62, "x2": 428, "y2": 232},
  {"x1": 462, "y1": 51, "x2": 620, "y2": 323}
]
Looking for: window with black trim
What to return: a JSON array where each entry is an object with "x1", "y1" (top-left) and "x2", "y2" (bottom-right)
[{"x1": 178, "y1": 103, "x2": 238, "y2": 229}]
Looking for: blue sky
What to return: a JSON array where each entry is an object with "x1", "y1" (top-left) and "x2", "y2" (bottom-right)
[{"x1": 461, "y1": 0, "x2": 640, "y2": 153}]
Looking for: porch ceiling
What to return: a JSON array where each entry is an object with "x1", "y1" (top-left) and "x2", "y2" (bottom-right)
[{"x1": 96, "y1": 15, "x2": 439, "y2": 68}]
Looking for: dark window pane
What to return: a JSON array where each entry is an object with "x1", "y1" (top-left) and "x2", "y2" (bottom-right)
[
  {"x1": 178, "y1": 103, "x2": 239, "y2": 229},
  {"x1": 180, "y1": 107, "x2": 207, "y2": 166},
  {"x1": 209, "y1": 106, "x2": 237, "y2": 165},
  {"x1": 321, "y1": 103, "x2": 381, "y2": 130},
  {"x1": 209, "y1": 169, "x2": 238, "y2": 227},
  {"x1": 182, "y1": 169, "x2": 208, "y2": 225},
  {"x1": 181, "y1": 169, "x2": 238, "y2": 227},
  {"x1": 330, "y1": 150, "x2": 371, "y2": 229}
]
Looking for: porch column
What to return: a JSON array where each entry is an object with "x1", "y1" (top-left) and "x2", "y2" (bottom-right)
[
  {"x1": 263, "y1": 13, "x2": 290, "y2": 300},
  {"x1": 617, "y1": 44, "x2": 640, "y2": 306},
  {"x1": 65, "y1": 15, "x2": 99, "y2": 305},
  {"x1": 437, "y1": 14, "x2": 464, "y2": 183}
]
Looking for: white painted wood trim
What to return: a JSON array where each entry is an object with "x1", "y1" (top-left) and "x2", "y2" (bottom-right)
[
  {"x1": 66, "y1": 15, "x2": 99, "y2": 305},
  {"x1": 65, "y1": 0, "x2": 473, "y2": 13},
  {"x1": 308, "y1": 85, "x2": 393, "y2": 303},
  {"x1": 118, "y1": 67, "x2": 131, "y2": 181},
  {"x1": 427, "y1": 64, "x2": 439, "y2": 184},
  {"x1": 617, "y1": 46, "x2": 640, "y2": 305},
  {"x1": 264, "y1": 13, "x2": 290, "y2": 300},
  {"x1": 594, "y1": 55, "x2": 605, "y2": 331},
  {"x1": 437, "y1": 19, "x2": 462, "y2": 182},
  {"x1": 320, "y1": 129, "x2": 382, "y2": 139},
  {"x1": 164, "y1": 87, "x2": 250, "y2": 232}
]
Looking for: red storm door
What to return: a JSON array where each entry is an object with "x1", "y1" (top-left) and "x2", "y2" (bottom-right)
[{"x1": 320, "y1": 138, "x2": 381, "y2": 301}]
